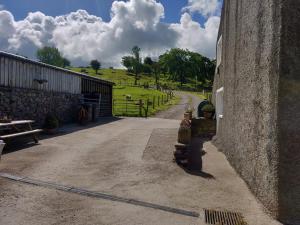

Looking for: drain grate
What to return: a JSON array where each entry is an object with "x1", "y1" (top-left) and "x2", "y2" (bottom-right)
[
  {"x1": 0, "y1": 173, "x2": 199, "y2": 218},
  {"x1": 204, "y1": 209, "x2": 247, "y2": 225}
]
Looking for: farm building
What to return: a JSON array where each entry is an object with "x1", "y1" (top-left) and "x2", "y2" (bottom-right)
[
  {"x1": 212, "y1": 0, "x2": 300, "y2": 224},
  {"x1": 0, "y1": 51, "x2": 113, "y2": 126}
]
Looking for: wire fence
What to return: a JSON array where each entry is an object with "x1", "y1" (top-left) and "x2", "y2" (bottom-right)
[{"x1": 113, "y1": 91, "x2": 174, "y2": 117}]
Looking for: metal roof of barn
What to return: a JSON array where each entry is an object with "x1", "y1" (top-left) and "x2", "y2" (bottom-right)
[{"x1": 0, "y1": 51, "x2": 114, "y2": 86}]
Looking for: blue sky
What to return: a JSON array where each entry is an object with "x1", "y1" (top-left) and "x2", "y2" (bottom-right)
[
  {"x1": 0, "y1": 0, "x2": 222, "y2": 66},
  {"x1": 1, "y1": 0, "x2": 209, "y2": 25}
]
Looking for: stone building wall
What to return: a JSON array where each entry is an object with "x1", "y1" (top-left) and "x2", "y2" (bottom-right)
[
  {"x1": 212, "y1": 0, "x2": 281, "y2": 219},
  {"x1": 0, "y1": 86, "x2": 81, "y2": 127},
  {"x1": 213, "y1": 0, "x2": 300, "y2": 224}
]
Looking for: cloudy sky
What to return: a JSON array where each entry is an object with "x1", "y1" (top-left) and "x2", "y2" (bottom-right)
[{"x1": 0, "y1": 0, "x2": 222, "y2": 67}]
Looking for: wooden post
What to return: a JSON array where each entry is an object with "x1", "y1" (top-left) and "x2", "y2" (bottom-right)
[
  {"x1": 153, "y1": 96, "x2": 155, "y2": 109},
  {"x1": 139, "y1": 99, "x2": 142, "y2": 117}
]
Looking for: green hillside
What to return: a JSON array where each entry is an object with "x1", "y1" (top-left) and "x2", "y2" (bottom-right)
[
  {"x1": 70, "y1": 67, "x2": 206, "y2": 91},
  {"x1": 70, "y1": 67, "x2": 180, "y2": 116}
]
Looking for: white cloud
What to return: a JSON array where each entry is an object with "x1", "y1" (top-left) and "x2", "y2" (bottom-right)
[
  {"x1": 183, "y1": 0, "x2": 221, "y2": 17},
  {"x1": 0, "y1": 0, "x2": 220, "y2": 67},
  {"x1": 171, "y1": 13, "x2": 220, "y2": 58}
]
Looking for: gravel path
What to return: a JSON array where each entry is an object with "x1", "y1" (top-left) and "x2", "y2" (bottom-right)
[{"x1": 154, "y1": 92, "x2": 203, "y2": 120}]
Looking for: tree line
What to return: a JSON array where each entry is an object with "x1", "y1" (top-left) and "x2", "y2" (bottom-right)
[
  {"x1": 36, "y1": 46, "x2": 102, "y2": 74},
  {"x1": 36, "y1": 46, "x2": 216, "y2": 89},
  {"x1": 122, "y1": 46, "x2": 216, "y2": 88}
]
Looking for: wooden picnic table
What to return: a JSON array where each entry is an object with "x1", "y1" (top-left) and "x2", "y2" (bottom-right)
[{"x1": 0, "y1": 120, "x2": 42, "y2": 144}]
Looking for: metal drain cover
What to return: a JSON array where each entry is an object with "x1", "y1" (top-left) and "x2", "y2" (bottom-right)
[{"x1": 204, "y1": 209, "x2": 247, "y2": 225}]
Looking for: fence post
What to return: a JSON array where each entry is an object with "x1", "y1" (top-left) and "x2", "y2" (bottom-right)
[
  {"x1": 153, "y1": 96, "x2": 155, "y2": 109},
  {"x1": 139, "y1": 99, "x2": 142, "y2": 117},
  {"x1": 125, "y1": 98, "x2": 128, "y2": 114},
  {"x1": 145, "y1": 99, "x2": 149, "y2": 118},
  {"x1": 158, "y1": 96, "x2": 160, "y2": 106}
]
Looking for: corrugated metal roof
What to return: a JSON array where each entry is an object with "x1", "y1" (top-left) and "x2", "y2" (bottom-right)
[{"x1": 0, "y1": 51, "x2": 114, "y2": 86}]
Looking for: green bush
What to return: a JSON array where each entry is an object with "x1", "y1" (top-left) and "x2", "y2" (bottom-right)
[
  {"x1": 201, "y1": 104, "x2": 215, "y2": 112},
  {"x1": 44, "y1": 114, "x2": 59, "y2": 129},
  {"x1": 80, "y1": 68, "x2": 88, "y2": 73}
]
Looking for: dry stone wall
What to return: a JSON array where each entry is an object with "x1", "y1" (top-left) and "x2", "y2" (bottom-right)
[{"x1": 0, "y1": 86, "x2": 81, "y2": 127}]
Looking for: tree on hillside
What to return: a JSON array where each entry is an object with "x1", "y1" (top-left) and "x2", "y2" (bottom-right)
[
  {"x1": 143, "y1": 56, "x2": 160, "y2": 88},
  {"x1": 122, "y1": 46, "x2": 142, "y2": 85},
  {"x1": 159, "y1": 48, "x2": 216, "y2": 87},
  {"x1": 203, "y1": 58, "x2": 216, "y2": 82},
  {"x1": 63, "y1": 58, "x2": 71, "y2": 68},
  {"x1": 122, "y1": 56, "x2": 134, "y2": 72},
  {"x1": 90, "y1": 60, "x2": 101, "y2": 74},
  {"x1": 37, "y1": 47, "x2": 68, "y2": 67},
  {"x1": 143, "y1": 56, "x2": 154, "y2": 75},
  {"x1": 152, "y1": 61, "x2": 161, "y2": 90},
  {"x1": 187, "y1": 52, "x2": 204, "y2": 82},
  {"x1": 132, "y1": 46, "x2": 142, "y2": 85},
  {"x1": 159, "y1": 48, "x2": 190, "y2": 86},
  {"x1": 144, "y1": 57, "x2": 153, "y2": 66}
]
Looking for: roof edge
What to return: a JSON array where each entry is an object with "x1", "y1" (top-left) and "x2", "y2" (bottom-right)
[{"x1": 0, "y1": 51, "x2": 114, "y2": 86}]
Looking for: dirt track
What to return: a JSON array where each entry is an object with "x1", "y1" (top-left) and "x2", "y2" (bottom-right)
[{"x1": 154, "y1": 92, "x2": 203, "y2": 120}]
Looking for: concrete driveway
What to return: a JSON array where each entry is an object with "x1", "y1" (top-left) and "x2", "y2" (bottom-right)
[{"x1": 0, "y1": 117, "x2": 281, "y2": 225}]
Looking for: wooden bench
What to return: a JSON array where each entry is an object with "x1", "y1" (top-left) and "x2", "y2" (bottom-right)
[
  {"x1": 0, "y1": 120, "x2": 42, "y2": 145},
  {"x1": 0, "y1": 129, "x2": 43, "y2": 143}
]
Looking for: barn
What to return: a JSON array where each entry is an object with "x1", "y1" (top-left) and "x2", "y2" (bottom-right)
[{"x1": 0, "y1": 51, "x2": 114, "y2": 126}]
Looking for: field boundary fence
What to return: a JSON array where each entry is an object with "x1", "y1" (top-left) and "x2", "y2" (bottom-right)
[{"x1": 113, "y1": 90, "x2": 174, "y2": 117}]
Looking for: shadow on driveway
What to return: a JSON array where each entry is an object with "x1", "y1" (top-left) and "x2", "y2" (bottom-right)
[
  {"x1": 2, "y1": 117, "x2": 123, "y2": 155},
  {"x1": 178, "y1": 137, "x2": 215, "y2": 180}
]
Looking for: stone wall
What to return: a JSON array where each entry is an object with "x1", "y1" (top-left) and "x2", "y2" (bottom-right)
[
  {"x1": 213, "y1": 0, "x2": 300, "y2": 224},
  {"x1": 0, "y1": 86, "x2": 81, "y2": 127}
]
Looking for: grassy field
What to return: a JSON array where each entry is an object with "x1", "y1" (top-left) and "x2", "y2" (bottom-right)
[
  {"x1": 70, "y1": 67, "x2": 212, "y2": 116},
  {"x1": 70, "y1": 67, "x2": 181, "y2": 116},
  {"x1": 70, "y1": 67, "x2": 207, "y2": 91},
  {"x1": 113, "y1": 86, "x2": 180, "y2": 116},
  {"x1": 71, "y1": 67, "x2": 159, "y2": 86}
]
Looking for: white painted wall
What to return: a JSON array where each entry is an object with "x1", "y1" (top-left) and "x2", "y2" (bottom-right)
[
  {"x1": 216, "y1": 87, "x2": 224, "y2": 133},
  {"x1": 216, "y1": 35, "x2": 222, "y2": 68}
]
